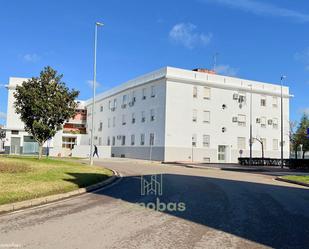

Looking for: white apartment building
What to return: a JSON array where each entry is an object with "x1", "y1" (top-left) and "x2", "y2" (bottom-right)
[
  {"x1": 86, "y1": 66, "x2": 291, "y2": 163},
  {"x1": 4, "y1": 77, "x2": 88, "y2": 156}
]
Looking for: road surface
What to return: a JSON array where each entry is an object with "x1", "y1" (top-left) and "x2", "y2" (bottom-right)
[{"x1": 0, "y1": 159, "x2": 308, "y2": 249}]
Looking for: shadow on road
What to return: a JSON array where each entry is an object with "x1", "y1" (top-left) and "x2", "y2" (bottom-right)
[{"x1": 65, "y1": 172, "x2": 309, "y2": 249}]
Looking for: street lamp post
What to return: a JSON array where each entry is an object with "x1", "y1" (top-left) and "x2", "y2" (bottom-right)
[
  {"x1": 248, "y1": 84, "x2": 253, "y2": 165},
  {"x1": 90, "y1": 22, "x2": 104, "y2": 166},
  {"x1": 280, "y1": 75, "x2": 286, "y2": 168}
]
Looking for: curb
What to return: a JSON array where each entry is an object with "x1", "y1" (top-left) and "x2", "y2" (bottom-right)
[
  {"x1": 275, "y1": 177, "x2": 309, "y2": 188},
  {"x1": 0, "y1": 169, "x2": 120, "y2": 214}
]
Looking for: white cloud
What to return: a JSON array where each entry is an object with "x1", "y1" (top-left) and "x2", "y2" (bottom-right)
[
  {"x1": 294, "y1": 47, "x2": 309, "y2": 71},
  {"x1": 201, "y1": 0, "x2": 309, "y2": 23},
  {"x1": 22, "y1": 53, "x2": 41, "y2": 62},
  {"x1": 215, "y1": 64, "x2": 239, "y2": 76},
  {"x1": 169, "y1": 23, "x2": 212, "y2": 49},
  {"x1": 86, "y1": 80, "x2": 101, "y2": 88},
  {"x1": 0, "y1": 112, "x2": 6, "y2": 120}
]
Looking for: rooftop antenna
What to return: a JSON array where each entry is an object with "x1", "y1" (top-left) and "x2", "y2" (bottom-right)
[{"x1": 213, "y1": 52, "x2": 219, "y2": 73}]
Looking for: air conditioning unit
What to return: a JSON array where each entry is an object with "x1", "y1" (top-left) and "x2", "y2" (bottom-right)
[
  {"x1": 238, "y1": 95, "x2": 246, "y2": 103},
  {"x1": 233, "y1": 93, "x2": 239, "y2": 100},
  {"x1": 232, "y1": 117, "x2": 238, "y2": 122},
  {"x1": 268, "y1": 119, "x2": 273, "y2": 125},
  {"x1": 129, "y1": 101, "x2": 135, "y2": 107},
  {"x1": 122, "y1": 122, "x2": 126, "y2": 125},
  {"x1": 256, "y1": 118, "x2": 261, "y2": 123}
]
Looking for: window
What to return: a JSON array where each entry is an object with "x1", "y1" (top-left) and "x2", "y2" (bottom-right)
[
  {"x1": 131, "y1": 134, "x2": 135, "y2": 146},
  {"x1": 98, "y1": 122, "x2": 103, "y2": 131},
  {"x1": 203, "y1": 111, "x2": 210, "y2": 123},
  {"x1": 108, "y1": 100, "x2": 112, "y2": 110},
  {"x1": 151, "y1": 86, "x2": 156, "y2": 97},
  {"x1": 203, "y1": 135, "x2": 210, "y2": 147},
  {"x1": 121, "y1": 136, "x2": 126, "y2": 146},
  {"x1": 261, "y1": 117, "x2": 266, "y2": 128},
  {"x1": 150, "y1": 109, "x2": 155, "y2": 121},
  {"x1": 193, "y1": 86, "x2": 198, "y2": 98},
  {"x1": 238, "y1": 114, "x2": 246, "y2": 127},
  {"x1": 192, "y1": 109, "x2": 197, "y2": 122},
  {"x1": 100, "y1": 105, "x2": 103, "y2": 112},
  {"x1": 192, "y1": 134, "x2": 197, "y2": 147},
  {"x1": 107, "y1": 136, "x2": 110, "y2": 146},
  {"x1": 112, "y1": 117, "x2": 116, "y2": 127},
  {"x1": 62, "y1": 137, "x2": 76, "y2": 149},
  {"x1": 273, "y1": 118, "x2": 278, "y2": 129},
  {"x1": 140, "y1": 134, "x2": 145, "y2": 145},
  {"x1": 272, "y1": 97, "x2": 278, "y2": 108},
  {"x1": 122, "y1": 95, "x2": 127, "y2": 108},
  {"x1": 122, "y1": 114, "x2": 126, "y2": 125},
  {"x1": 112, "y1": 136, "x2": 115, "y2": 146},
  {"x1": 149, "y1": 133, "x2": 155, "y2": 146},
  {"x1": 132, "y1": 91, "x2": 136, "y2": 102},
  {"x1": 261, "y1": 96, "x2": 266, "y2": 107},
  {"x1": 99, "y1": 137, "x2": 102, "y2": 146},
  {"x1": 273, "y1": 139, "x2": 279, "y2": 150},
  {"x1": 261, "y1": 138, "x2": 267, "y2": 150},
  {"x1": 11, "y1": 130, "x2": 19, "y2": 135},
  {"x1": 108, "y1": 118, "x2": 111, "y2": 128},
  {"x1": 237, "y1": 137, "x2": 246, "y2": 149},
  {"x1": 141, "y1": 111, "x2": 146, "y2": 122},
  {"x1": 203, "y1": 87, "x2": 211, "y2": 99},
  {"x1": 142, "y1": 88, "x2": 146, "y2": 100},
  {"x1": 132, "y1": 113, "x2": 136, "y2": 124}
]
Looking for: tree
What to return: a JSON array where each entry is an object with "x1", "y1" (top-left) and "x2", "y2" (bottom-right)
[
  {"x1": 295, "y1": 113, "x2": 309, "y2": 159},
  {"x1": 14, "y1": 66, "x2": 79, "y2": 159},
  {"x1": 289, "y1": 120, "x2": 298, "y2": 158}
]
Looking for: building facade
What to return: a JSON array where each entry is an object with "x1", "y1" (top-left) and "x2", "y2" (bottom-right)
[
  {"x1": 85, "y1": 67, "x2": 291, "y2": 163},
  {"x1": 4, "y1": 77, "x2": 88, "y2": 156}
]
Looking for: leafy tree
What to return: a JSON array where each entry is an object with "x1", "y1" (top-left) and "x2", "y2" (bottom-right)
[
  {"x1": 14, "y1": 66, "x2": 79, "y2": 159},
  {"x1": 295, "y1": 113, "x2": 309, "y2": 159},
  {"x1": 289, "y1": 120, "x2": 298, "y2": 158}
]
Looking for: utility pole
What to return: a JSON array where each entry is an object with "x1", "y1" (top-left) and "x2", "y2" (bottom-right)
[
  {"x1": 90, "y1": 22, "x2": 104, "y2": 165},
  {"x1": 280, "y1": 75, "x2": 286, "y2": 168},
  {"x1": 213, "y1": 52, "x2": 219, "y2": 73}
]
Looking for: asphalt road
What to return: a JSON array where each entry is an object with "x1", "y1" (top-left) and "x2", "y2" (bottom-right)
[{"x1": 0, "y1": 159, "x2": 308, "y2": 249}]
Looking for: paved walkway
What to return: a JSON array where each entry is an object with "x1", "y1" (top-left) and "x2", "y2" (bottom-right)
[{"x1": 0, "y1": 158, "x2": 308, "y2": 249}]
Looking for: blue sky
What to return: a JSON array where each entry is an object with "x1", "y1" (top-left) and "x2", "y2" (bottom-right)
[{"x1": 0, "y1": 0, "x2": 308, "y2": 125}]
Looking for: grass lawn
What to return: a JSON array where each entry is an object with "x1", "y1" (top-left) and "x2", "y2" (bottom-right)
[
  {"x1": 281, "y1": 175, "x2": 309, "y2": 184},
  {"x1": 0, "y1": 156, "x2": 113, "y2": 205}
]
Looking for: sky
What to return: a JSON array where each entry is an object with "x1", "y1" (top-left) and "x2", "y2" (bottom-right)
[{"x1": 0, "y1": 0, "x2": 308, "y2": 125}]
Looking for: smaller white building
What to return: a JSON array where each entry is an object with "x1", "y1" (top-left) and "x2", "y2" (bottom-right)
[{"x1": 3, "y1": 77, "x2": 89, "y2": 157}]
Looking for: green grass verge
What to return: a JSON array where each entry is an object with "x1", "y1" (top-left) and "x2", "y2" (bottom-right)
[
  {"x1": 0, "y1": 156, "x2": 113, "y2": 205},
  {"x1": 281, "y1": 175, "x2": 309, "y2": 184}
]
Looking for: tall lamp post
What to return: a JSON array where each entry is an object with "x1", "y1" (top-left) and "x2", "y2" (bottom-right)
[
  {"x1": 90, "y1": 22, "x2": 104, "y2": 166},
  {"x1": 280, "y1": 75, "x2": 286, "y2": 168},
  {"x1": 248, "y1": 84, "x2": 253, "y2": 165}
]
